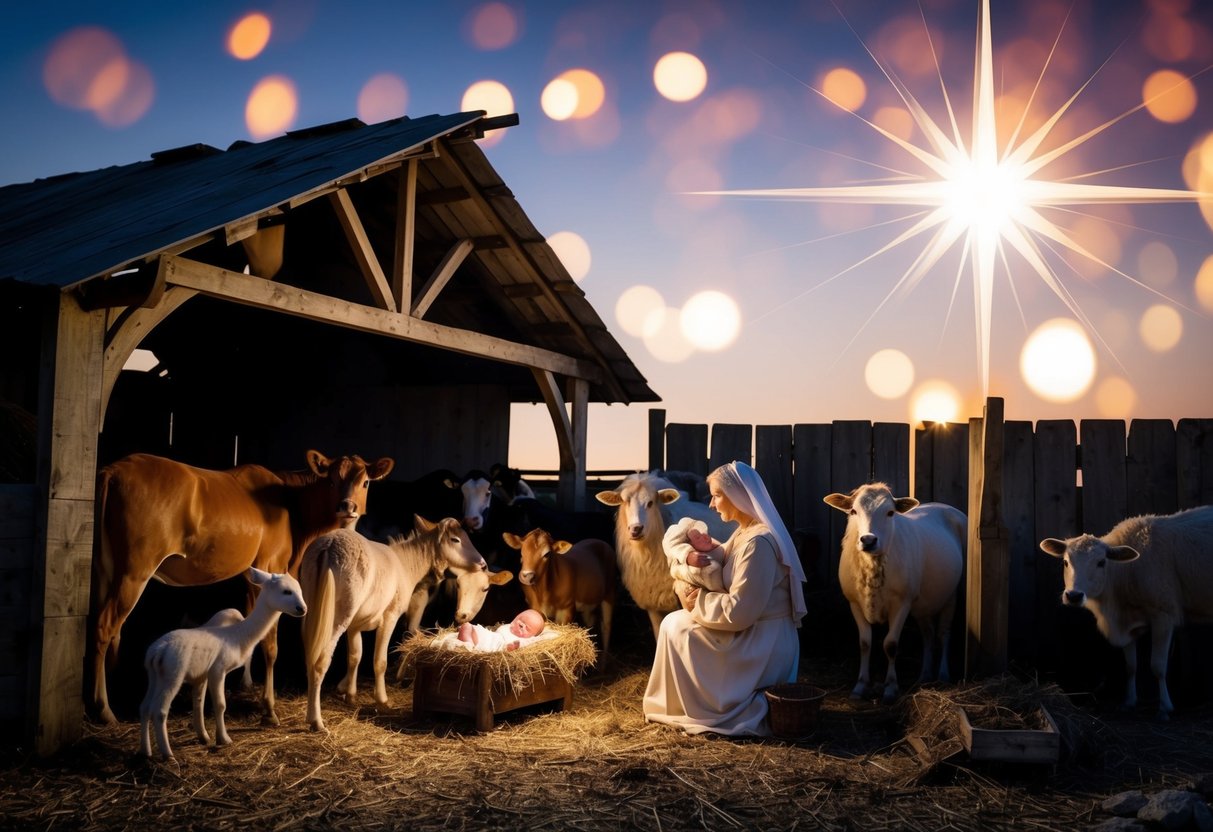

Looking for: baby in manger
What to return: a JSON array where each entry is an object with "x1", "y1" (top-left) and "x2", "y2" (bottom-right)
[
  {"x1": 435, "y1": 608, "x2": 553, "y2": 652},
  {"x1": 662, "y1": 516, "x2": 726, "y2": 596}
]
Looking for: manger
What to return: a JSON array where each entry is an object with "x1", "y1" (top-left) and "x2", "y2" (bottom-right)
[{"x1": 398, "y1": 623, "x2": 598, "y2": 732}]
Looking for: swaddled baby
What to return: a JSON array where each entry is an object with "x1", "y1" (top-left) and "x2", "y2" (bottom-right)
[{"x1": 662, "y1": 516, "x2": 726, "y2": 596}]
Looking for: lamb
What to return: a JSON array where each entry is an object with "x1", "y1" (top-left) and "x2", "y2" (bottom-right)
[
  {"x1": 139, "y1": 568, "x2": 307, "y2": 760},
  {"x1": 1040, "y1": 504, "x2": 1213, "y2": 718}
]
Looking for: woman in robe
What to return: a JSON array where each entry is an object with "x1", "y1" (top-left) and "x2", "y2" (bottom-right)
[{"x1": 643, "y1": 460, "x2": 807, "y2": 735}]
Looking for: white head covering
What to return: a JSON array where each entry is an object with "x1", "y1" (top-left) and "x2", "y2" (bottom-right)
[{"x1": 712, "y1": 461, "x2": 808, "y2": 627}]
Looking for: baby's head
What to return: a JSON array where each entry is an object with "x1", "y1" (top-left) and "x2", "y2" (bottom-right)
[
  {"x1": 510, "y1": 608, "x2": 546, "y2": 639},
  {"x1": 685, "y1": 520, "x2": 713, "y2": 552}
]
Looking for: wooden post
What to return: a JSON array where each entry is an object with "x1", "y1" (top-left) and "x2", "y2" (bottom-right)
[
  {"x1": 648, "y1": 408, "x2": 666, "y2": 472},
  {"x1": 556, "y1": 378, "x2": 588, "y2": 511},
  {"x1": 965, "y1": 397, "x2": 1009, "y2": 678},
  {"x1": 32, "y1": 291, "x2": 106, "y2": 754}
]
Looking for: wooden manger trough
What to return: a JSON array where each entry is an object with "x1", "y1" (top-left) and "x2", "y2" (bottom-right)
[{"x1": 399, "y1": 624, "x2": 598, "y2": 732}]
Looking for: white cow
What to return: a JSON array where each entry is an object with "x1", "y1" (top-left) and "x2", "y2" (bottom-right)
[
  {"x1": 595, "y1": 472, "x2": 735, "y2": 640},
  {"x1": 824, "y1": 483, "x2": 966, "y2": 704},
  {"x1": 1040, "y1": 504, "x2": 1213, "y2": 718}
]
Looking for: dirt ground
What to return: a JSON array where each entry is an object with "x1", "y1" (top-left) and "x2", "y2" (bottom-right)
[{"x1": 3, "y1": 635, "x2": 1213, "y2": 832}]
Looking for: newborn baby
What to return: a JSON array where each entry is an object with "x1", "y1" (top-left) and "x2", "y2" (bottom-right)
[
  {"x1": 662, "y1": 516, "x2": 726, "y2": 596},
  {"x1": 439, "y1": 608, "x2": 548, "y2": 652}
]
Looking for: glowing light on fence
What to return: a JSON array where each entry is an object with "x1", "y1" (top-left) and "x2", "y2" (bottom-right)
[
  {"x1": 616, "y1": 285, "x2": 665, "y2": 337},
  {"x1": 358, "y1": 73, "x2": 408, "y2": 123},
  {"x1": 246, "y1": 75, "x2": 297, "y2": 139},
  {"x1": 910, "y1": 381, "x2": 961, "y2": 424},
  {"x1": 865, "y1": 349, "x2": 915, "y2": 399},
  {"x1": 820, "y1": 67, "x2": 866, "y2": 112},
  {"x1": 228, "y1": 13, "x2": 272, "y2": 60},
  {"x1": 1142, "y1": 69, "x2": 1197, "y2": 124},
  {"x1": 654, "y1": 52, "x2": 707, "y2": 102},
  {"x1": 680, "y1": 291, "x2": 740, "y2": 351},
  {"x1": 467, "y1": 2, "x2": 520, "y2": 51},
  {"x1": 547, "y1": 231, "x2": 591, "y2": 282},
  {"x1": 1020, "y1": 319, "x2": 1095, "y2": 403},
  {"x1": 1139, "y1": 304, "x2": 1182, "y2": 352}
]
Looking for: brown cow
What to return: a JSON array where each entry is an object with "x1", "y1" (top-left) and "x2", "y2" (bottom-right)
[
  {"x1": 502, "y1": 528, "x2": 616, "y2": 653},
  {"x1": 90, "y1": 449, "x2": 394, "y2": 725}
]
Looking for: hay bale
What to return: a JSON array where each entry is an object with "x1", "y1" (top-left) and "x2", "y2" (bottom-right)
[{"x1": 397, "y1": 623, "x2": 597, "y2": 697}]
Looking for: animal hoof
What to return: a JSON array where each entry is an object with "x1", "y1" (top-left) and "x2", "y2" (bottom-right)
[
  {"x1": 261, "y1": 712, "x2": 280, "y2": 727},
  {"x1": 881, "y1": 690, "x2": 899, "y2": 706}
]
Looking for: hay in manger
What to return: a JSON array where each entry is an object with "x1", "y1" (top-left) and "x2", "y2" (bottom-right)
[{"x1": 397, "y1": 623, "x2": 598, "y2": 731}]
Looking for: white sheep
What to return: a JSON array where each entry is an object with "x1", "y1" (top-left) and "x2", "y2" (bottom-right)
[
  {"x1": 139, "y1": 568, "x2": 307, "y2": 760},
  {"x1": 1040, "y1": 504, "x2": 1213, "y2": 718}
]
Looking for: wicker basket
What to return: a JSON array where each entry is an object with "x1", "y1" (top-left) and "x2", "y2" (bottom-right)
[{"x1": 764, "y1": 682, "x2": 825, "y2": 739}]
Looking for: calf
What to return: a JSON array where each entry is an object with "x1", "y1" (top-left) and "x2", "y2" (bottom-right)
[
  {"x1": 503, "y1": 528, "x2": 617, "y2": 653},
  {"x1": 1040, "y1": 505, "x2": 1213, "y2": 718},
  {"x1": 825, "y1": 483, "x2": 966, "y2": 704}
]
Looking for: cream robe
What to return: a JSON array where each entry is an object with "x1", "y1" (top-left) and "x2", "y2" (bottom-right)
[{"x1": 643, "y1": 524, "x2": 800, "y2": 736}]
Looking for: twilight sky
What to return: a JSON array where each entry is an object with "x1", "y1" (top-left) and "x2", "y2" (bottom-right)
[{"x1": 4, "y1": 0, "x2": 1212, "y2": 471}]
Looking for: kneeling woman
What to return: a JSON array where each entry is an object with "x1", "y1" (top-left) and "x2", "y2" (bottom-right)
[{"x1": 643, "y1": 461, "x2": 807, "y2": 736}]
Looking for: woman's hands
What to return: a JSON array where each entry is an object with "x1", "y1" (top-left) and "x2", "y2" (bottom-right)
[
  {"x1": 685, "y1": 551, "x2": 712, "y2": 568},
  {"x1": 679, "y1": 584, "x2": 700, "y2": 611}
]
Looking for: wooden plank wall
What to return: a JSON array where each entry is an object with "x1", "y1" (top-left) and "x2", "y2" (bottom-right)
[
  {"x1": 648, "y1": 412, "x2": 1213, "y2": 685},
  {"x1": 0, "y1": 485, "x2": 35, "y2": 728}
]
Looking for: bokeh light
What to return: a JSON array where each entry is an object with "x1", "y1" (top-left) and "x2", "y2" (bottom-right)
[
  {"x1": 820, "y1": 67, "x2": 866, "y2": 112},
  {"x1": 1065, "y1": 215, "x2": 1122, "y2": 278},
  {"x1": 547, "y1": 231, "x2": 591, "y2": 282},
  {"x1": 1142, "y1": 69, "x2": 1197, "y2": 123},
  {"x1": 1139, "y1": 304, "x2": 1182, "y2": 352},
  {"x1": 228, "y1": 13, "x2": 272, "y2": 60},
  {"x1": 357, "y1": 73, "x2": 408, "y2": 123},
  {"x1": 466, "y1": 2, "x2": 520, "y2": 51},
  {"x1": 616, "y1": 285, "x2": 665, "y2": 337},
  {"x1": 865, "y1": 349, "x2": 915, "y2": 399},
  {"x1": 462, "y1": 80, "x2": 514, "y2": 147},
  {"x1": 1095, "y1": 377, "x2": 1138, "y2": 419},
  {"x1": 44, "y1": 26, "x2": 125, "y2": 110},
  {"x1": 1020, "y1": 319, "x2": 1096, "y2": 403},
  {"x1": 94, "y1": 60, "x2": 154, "y2": 127},
  {"x1": 910, "y1": 380, "x2": 961, "y2": 424},
  {"x1": 1196, "y1": 254, "x2": 1213, "y2": 313},
  {"x1": 667, "y1": 158, "x2": 723, "y2": 210},
  {"x1": 541, "y1": 78, "x2": 577, "y2": 121},
  {"x1": 556, "y1": 68, "x2": 605, "y2": 119},
  {"x1": 644, "y1": 307, "x2": 695, "y2": 363},
  {"x1": 245, "y1": 75, "x2": 297, "y2": 139},
  {"x1": 1137, "y1": 240, "x2": 1177, "y2": 288},
  {"x1": 873, "y1": 106, "x2": 914, "y2": 141},
  {"x1": 680, "y1": 291, "x2": 740, "y2": 351},
  {"x1": 653, "y1": 52, "x2": 707, "y2": 102}
]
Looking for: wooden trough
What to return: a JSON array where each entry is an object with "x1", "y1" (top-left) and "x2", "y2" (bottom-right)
[
  {"x1": 399, "y1": 623, "x2": 597, "y2": 733},
  {"x1": 956, "y1": 704, "x2": 1061, "y2": 764}
]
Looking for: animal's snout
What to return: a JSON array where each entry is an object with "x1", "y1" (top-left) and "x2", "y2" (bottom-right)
[
  {"x1": 628, "y1": 524, "x2": 644, "y2": 540},
  {"x1": 1063, "y1": 590, "x2": 1085, "y2": 606},
  {"x1": 859, "y1": 534, "x2": 878, "y2": 553},
  {"x1": 519, "y1": 570, "x2": 535, "y2": 586},
  {"x1": 454, "y1": 610, "x2": 472, "y2": 623},
  {"x1": 337, "y1": 499, "x2": 359, "y2": 517},
  {"x1": 463, "y1": 516, "x2": 483, "y2": 530},
  {"x1": 295, "y1": 602, "x2": 308, "y2": 617}
]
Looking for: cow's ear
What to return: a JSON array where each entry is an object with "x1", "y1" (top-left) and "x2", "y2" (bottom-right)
[
  {"x1": 1039, "y1": 538, "x2": 1067, "y2": 558},
  {"x1": 489, "y1": 569, "x2": 514, "y2": 585},
  {"x1": 443, "y1": 477, "x2": 458, "y2": 489},
  {"x1": 1108, "y1": 545, "x2": 1140, "y2": 563},
  {"x1": 414, "y1": 514, "x2": 436, "y2": 533},
  {"x1": 658, "y1": 488, "x2": 680, "y2": 505},
  {"x1": 306, "y1": 450, "x2": 332, "y2": 476},
  {"x1": 502, "y1": 532, "x2": 523, "y2": 549},
  {"x1": 370, "y1": 457, "x2": 394, "y2": 480},
  {"x1": 894, "y1": 497, "x2": 919, "y2": 513},
  {"x1": 553, "y1": 540, "x2": 573, "y2": 554},
  {"x1": 596, "y1": 490, "x2": 622, "y2": 506},
  {"x1": 823, "y1": 493, "x2": 851, "y2": 512}
]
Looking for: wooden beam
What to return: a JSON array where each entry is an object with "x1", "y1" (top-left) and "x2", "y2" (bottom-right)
[
  {"x1": 393, "y1": 160, "x2": 417, "y2": 312},
  {"x1": 100, "y1": 286, "x2": 197, "y2": 424},
  {"x1": 559, "y1": 377, "x2": 588, "y2": 511},
  {"x1": 411, "y1": 238, "x2": 473, "y2": 319},
  {"x1": 435, "y1": 138, "x2": 627, "y2": 402},
  {"x1": 532, "y1": 368, "x2": 574, "y2": 464},
  {"x1": 965, "y1": 396, "x2": 1009, "y2": 679},
  {"x1": 159, "y1": 254, "x2": 601, "y2": 382},
  {"x1": 417, "y1": 185, "x2": 470, "y2": 205},
  {"x1": 328, "y1": 188, "x2": 396, "y2": 312}
]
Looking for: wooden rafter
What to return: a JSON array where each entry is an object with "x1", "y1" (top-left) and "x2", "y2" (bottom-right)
[
  {"x1": 531, "y1": 369, "x2": 588, "y2": 510},
  {"x1": 328, "y1": 188, "x2": 396, "y2": 312},
  {"x1": 434, "y1": 138, "x2": 628, "y2": 402},
  {"x1": 159, "y1": 254, "x2": 602, "y2": 381},
  {"x1": 392, "y1": 160, "x2": 417, "y2": 314},
  {"x1": 411, "y1": 238, "x2": 472, "y2": 319},
  {"x1": 100, "y1": 285, "x2": 197, "y2": 422}
]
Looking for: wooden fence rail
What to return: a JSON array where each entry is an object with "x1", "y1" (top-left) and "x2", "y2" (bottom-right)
[{"x1": 648, "y1": 408, "x2": 1213, "y2": 678}]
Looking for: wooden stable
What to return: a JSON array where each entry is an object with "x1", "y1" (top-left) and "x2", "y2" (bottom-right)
[{"x1": 0, "y1": 113, "x2": 656, "y2": 754}]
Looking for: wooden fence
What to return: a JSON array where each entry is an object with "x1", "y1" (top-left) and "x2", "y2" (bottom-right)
[{"x1": 647, "y1": 408, "x2": 1213, "y2": 683}]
